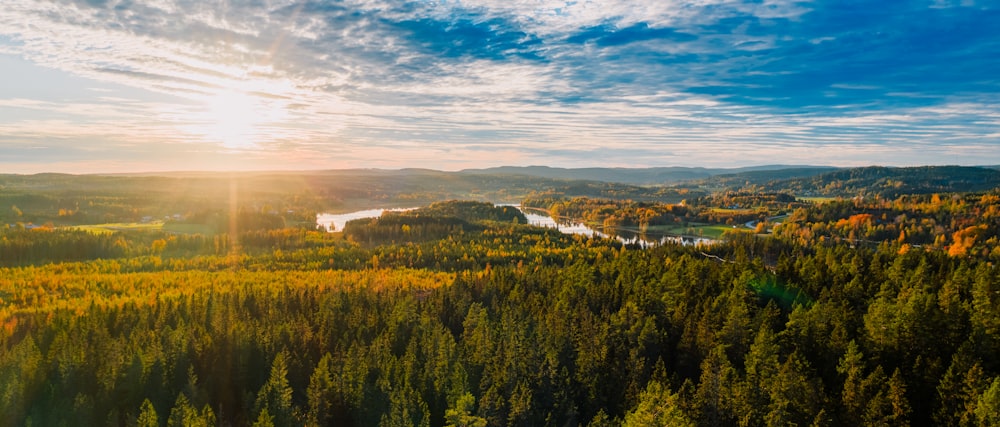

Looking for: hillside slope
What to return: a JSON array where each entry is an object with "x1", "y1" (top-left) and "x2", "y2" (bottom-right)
[{"x1": 762, "y1": 165, "x2": 1000, "y2": 196}]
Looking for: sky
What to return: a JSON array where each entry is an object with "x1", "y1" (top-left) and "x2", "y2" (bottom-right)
[{"x1": 1, "y1": 0, "x2": 998, "y2": 173}]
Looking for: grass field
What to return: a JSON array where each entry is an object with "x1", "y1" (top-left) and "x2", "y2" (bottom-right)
[{"x1": 70, "y1": 221, "x2": 165, "y2": 234}]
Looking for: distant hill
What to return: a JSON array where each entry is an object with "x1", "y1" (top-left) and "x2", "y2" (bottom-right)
[
  {"x1": 685, "y1": 167, "x2": 841, "y2": 189},
  {"x1": 761, "y1": 165, "x2": 1000, "y2": 197},
  {"x1": 87, "y1": 165, "x2": 1000, "y2": 201},
  {"x1": 459, "y1": 165, "x2": 834, "y2": 185}
]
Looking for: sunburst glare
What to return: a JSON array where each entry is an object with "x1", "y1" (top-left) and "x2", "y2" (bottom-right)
[
  {"x1": 180, "y1": 78, "x2": 295, "y2": 150},
  {"x1": 204, "y1": 90, "x2": 259, "y2": 148}
]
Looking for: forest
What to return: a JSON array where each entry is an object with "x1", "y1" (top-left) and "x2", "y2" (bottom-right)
[{"x1": 2, "y1": 171, "x2": 1000, "y2": 426}]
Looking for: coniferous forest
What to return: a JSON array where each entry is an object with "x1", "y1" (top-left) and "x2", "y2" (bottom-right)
[{"x1": 2, "y1": 170, "x2": 1000, "y2": 426}]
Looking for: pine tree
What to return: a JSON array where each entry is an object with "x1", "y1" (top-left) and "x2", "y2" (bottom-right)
[
  {"x1": 695, "y1": 345, "x2": 736, "y2": 426},
  {"x1": 253, "y1": 407, "x2": 275, "y2": 427},
  {"x1": 136, "y1": 399, "x2": 159, "y2": 427},
  {"x1": 837, "y1": 341, "x2": 866, "y2": 425},
  {"x1": 254, "y1": 352, "x2": 294, "y2": 427},
  {"x1": 166, "y1": 393, "x2": 213, "y2": 427},
  {"x1": 622, "y1": 381, "x2": 694, "y2": 427},
  {"x1": 586, "y1": 409, "x2": 616, "y2": 427},
  {"x1": 444, "y1": 393, "x2": 487, "y2": 427},
  {"x1": 379, "y1": 387, "x2": 430, "y2": 427},
  {"x1": 975, "y1": 377, "x2": 1000, "y2": 426},
  {"x1": 886, "y1": 368, "x2": 912, "y2": 426},
  {"x1": 735, "y1": 325, "x2": 779, "y2": 426},
  {"x1": 306, "y1": 353, "x2": 335, "y2": 426},
  {"x1": 936, "y1": 347, "x2": 989, "y2": 426},
  {"x1": 766, "y1": 351, "x2": 826, "y2": 426}
]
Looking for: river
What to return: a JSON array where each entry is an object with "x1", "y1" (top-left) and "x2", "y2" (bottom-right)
[
  {"x1": 517, "y1": 207, "x2": 715, "y2": 247},
  {"x1": 317, "y1": 205, "x2": 715, "y2": 247},
  {"x1": 316, "y1": 208, "x2": 416, "y2": 232}
]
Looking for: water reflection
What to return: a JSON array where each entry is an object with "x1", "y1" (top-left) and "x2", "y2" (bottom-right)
[
  {"x1": 316, "y1": 208, "x2": 416, "y2": 232},
  {"x1": 519, "y1": 207, "x2": 715, "y2": 247},
  {"x1": 317, "y1": 206, "x2": 715, "y2": 247},
  {"x1": 520, "y1": 210, "x2": 607, "y2": 238}
]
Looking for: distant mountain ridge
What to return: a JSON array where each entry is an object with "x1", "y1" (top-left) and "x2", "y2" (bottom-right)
[
  {"x1": 458, "y1": 165, "x2": 836, "y2": 184},
  {"x1": 87, "y1": 165, "x2": 1000, "y2": 197}
]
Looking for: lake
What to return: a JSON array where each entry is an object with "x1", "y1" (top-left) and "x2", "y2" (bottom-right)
[
  {"x1": 519, "y1": 207, "x2": 714, "y2": 247},
  {"x1": 317, "y1": 205, "x2": 715, "y2": 247},
  {"x1": 316, "y1": 208, "x2": 416, "y2": 232}
]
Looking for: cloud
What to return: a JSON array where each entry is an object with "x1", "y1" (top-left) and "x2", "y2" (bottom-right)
[{"x1": 0, "y1": 0, "x2": 998, "y2": 172}]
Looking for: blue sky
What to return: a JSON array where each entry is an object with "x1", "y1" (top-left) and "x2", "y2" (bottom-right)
[{"x1": 0, "y1": 0, "x2": 998, "y2": 173}]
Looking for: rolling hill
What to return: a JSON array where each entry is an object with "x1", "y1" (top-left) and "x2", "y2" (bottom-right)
[
  {"x1": 458, "y1": 165, "x2": 836, "y2": 185},
  {"x1": 760, "y1": 165, "x2": 1000, "y2": 197}
]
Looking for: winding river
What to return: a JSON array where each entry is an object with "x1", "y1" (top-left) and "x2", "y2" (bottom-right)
[{"x1": 317, "y1": 205, "x2": 715, "y2": 247}]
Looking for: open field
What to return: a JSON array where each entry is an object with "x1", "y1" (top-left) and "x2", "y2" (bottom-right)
[{"x1": 69, "y1": 221, "x2": 165, "y2": 234}]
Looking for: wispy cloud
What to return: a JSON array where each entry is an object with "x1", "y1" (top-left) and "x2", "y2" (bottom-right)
[{"x1": 0, "y1": 0, "x2": 998, "y2": 172}]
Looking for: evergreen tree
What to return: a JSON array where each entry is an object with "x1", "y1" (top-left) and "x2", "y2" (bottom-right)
[
  {"x1": 766, "y1": 351, "x2": 826, "y2": 427},
  {"x1": 166, "y1": 393, "x2": 214, "y2": 427},
  {"x1": 695, "y1": 344, "x2": 736, "y2": 426},
  {"x1": 306, "y1": 353, "x2": 335, "y2": 426},
  {"x1": 837, "y1": 341, "x2": 867, "y2": 425},
  {"x1": 136, "y1": 399, "x2": 159, "y2": 427},
  {"x1": 975, "y1": 377, "x2": 1000, "y2": 426},
  {"x1": 622, "y1": 381, "x2": 694, "y2": 427},
  {"x1": 254, "y1": 352, "x2": 295, "y2": 427},
  {"x1": 444, "y1": 393, "x2": 487, "y2": 427},
  {"x1": 886, "y1": 368, "x2": 912, "y2": 426},
  {"x1": 253, "y1": 407, "x2": 275, "y2": 427},
  {"x1": 735, "y1": 325, "x2": 779, "y2": 426}
]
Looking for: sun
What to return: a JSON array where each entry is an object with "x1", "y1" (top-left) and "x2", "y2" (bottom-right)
[
  {"x1": 179, "y1": 77, "x2": 296, "y2": 150},
  {"x1": 202, "y1": 90, "x2": 260, "y2": 149}
]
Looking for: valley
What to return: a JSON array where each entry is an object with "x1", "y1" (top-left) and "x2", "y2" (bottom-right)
[{"x1": 1, "y1": 166, "x2": 999, "y2": 426}]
